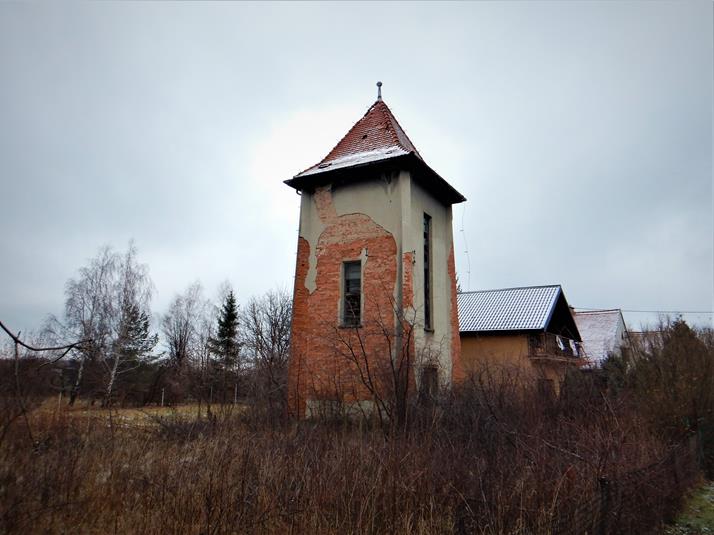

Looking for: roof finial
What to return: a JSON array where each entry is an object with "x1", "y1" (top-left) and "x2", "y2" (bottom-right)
[{"x1": 376, "y1": 81, "x2": 382, "y2": 101}]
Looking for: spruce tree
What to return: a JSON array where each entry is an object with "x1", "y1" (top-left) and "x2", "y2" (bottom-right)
[{"x1": 208, "y1": 290, "x2": 240, "y2": 402}]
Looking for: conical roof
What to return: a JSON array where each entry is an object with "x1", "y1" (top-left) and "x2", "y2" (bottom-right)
[
  {"x1": 296, "y1": 99, "x2": 421, "y2": 178},
  {"x1": 285, "y1": 98, "x2": 465, "y2": 205}
]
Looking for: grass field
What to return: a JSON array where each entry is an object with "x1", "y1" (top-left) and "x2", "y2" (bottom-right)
[
  {"x1": 38, "y1": 399, "x2": 244, "y2": 426},
  {"x1": 666, "y1": 482, "x2": 714, "y2": 534}
]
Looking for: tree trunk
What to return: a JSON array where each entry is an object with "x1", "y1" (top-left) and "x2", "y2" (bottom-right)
[
  {"x1": 104, "y1": 355, "x2": 121, "y2": 407},
  {"x1": 69, "y1": 355, "x2": 86, "y2": 406}
]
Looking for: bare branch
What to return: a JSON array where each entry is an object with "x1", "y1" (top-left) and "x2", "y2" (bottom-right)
[{"x1": 0, "y1": 319, "x2": 91, "y2": 355}]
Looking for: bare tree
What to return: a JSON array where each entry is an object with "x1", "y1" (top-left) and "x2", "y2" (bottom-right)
[
  {"x1": 162, "y1": 282, "x2": 211, "y2": 369},
  {"x1": 102, "y1": 243, "x2": 157, "y2": 406},
  {"x1": 325, "y1": 297, "x2": 422, "y2": 429},
  {"x1": 161, "y1": 282, "x2": 215, "y2": 407},
  {"x1": 241, "y1": 289, "x2": 292, "y2": 415},
  {"x1": 47, "y1": 243, "x2": 157, "y2": 406},
  {"x1": 0, "y1": 319, "x2": 90, "y2": 445},
  {"x1": 47, "y1": 245, "x2": 117, "y2": 404}
]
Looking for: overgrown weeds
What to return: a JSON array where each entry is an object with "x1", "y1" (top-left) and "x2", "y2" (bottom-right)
[
  {"x1": 0, "y1": 382, "x2": 698, "y2": 534},
  {"x1": 1, "y1": 319, "x2": 710, "y2": 534}
]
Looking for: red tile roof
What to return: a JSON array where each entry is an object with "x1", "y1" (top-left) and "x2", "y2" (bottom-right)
[
  {"x1": 285, "y1": 98, "x2": 466, "y2": 205},
  {"x1": 295, "y1": 99, "x2": 422, "y2": 178}
]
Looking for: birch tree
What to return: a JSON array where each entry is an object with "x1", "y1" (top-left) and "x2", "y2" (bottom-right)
[
  {"x1": 50, "y1": 243, "x2": 157, "y2": 405},
  {"x1": 103, "y1": 243, "x2": 157, "y2": 406},
  {"x1": 50, "y1": 246, "x2": 117, "y2": 404}
]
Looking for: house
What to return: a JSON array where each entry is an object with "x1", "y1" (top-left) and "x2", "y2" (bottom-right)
[
  {"x1": 627, "y1": 330, "x2": 662, "y2": 357},
  {"x1": 573, "y1": 309, "x2": 628, "y2": 367},
  {"x1": 284, "y1": 84, "x2": 466, "y2": 418},
  {"x1": 457, "y1": 285, "x2": 583, "y2": 394}
]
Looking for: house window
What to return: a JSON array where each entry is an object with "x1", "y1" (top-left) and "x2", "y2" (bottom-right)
[
  {"x1": 423, "y1": 213, "x2": 432, "y2": 330},
  {"x1": 343, "y1": 261, "x2": 361, "y2": 326}
]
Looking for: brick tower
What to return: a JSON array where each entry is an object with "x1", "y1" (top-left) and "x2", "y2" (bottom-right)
[{"x1": 284, "y1": 86, "x2": 466, "y2": 419}]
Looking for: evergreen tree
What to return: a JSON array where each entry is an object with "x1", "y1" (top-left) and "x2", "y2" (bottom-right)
[
  {"x1": 208, "y1": 290, "x2": 240, "y2": 404},
  {"x1": 210, "y1": 291, "x2": 240, "y2": 368},
  {"x1": 117, "y1": 302, "x2": 158, "y2": 364}
]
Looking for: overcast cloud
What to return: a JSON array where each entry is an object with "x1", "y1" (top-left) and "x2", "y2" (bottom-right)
[{"x1": 0, "y1": 1, "x2": 711, "y2": 334}]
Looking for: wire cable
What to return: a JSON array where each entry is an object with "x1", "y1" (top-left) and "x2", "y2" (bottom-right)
[
  {"x1": 573, "y1": 307, "x2": 712, "y2": 315},
  {"x1": 459, "y1": 203, "x2": 472, "y2": 291}
]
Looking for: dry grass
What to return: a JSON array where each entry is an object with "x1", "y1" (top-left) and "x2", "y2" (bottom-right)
[
  {"x1": 36, "y1": 399, "x2": 241, "y2": 424},
  {"x1": 0, "y1": 382, "x2": 699, "y2": 535},
  {"x1": 2, "y1": 320, "x2": 709, "y2": 534}
]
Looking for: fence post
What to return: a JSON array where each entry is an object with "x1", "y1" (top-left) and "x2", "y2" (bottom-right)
[
  {"x1": 696, "y1": 429, "x2": 705, "y2": 469},
  {"x1": 671, "y1": 448, "x2": 681, "y2": 491},
  {"x1": 598, "y1": 477, "x2": 611, "y2": 535}
]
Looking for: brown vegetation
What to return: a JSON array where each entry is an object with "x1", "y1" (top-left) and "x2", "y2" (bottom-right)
[{"x1": 0, "y1": 319, "x2": 711, "y2": 534}]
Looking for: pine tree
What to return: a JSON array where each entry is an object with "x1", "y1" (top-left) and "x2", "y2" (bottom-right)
[
  {"x1": 118, "y1": 302, "x2": 158, "y2": 363},
  {"x1": 210, "y1": 291, "x2": 240, "y2": 367},
  {"x1": 208, "y1": 290, "x2": 240, "y2": 403}
]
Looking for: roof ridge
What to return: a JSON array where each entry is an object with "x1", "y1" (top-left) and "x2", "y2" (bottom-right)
[
  {"x1": 285, "y1": 96, "x2": 466, "y2": 205},
  {"x1": 458, "y1": 284, "x2": 562, "y2": 295},
  {"x1": 293, "y1": 100, "x2": 380, "y2": 176},
  {"x1": 574, "y1": 309, "x2": 622, "y2": 314},
  {"x1": 379, "y1": 100, "x2": 422, "y2": 159},
  {"x1": 458, "y1": 284, "x2": 565, "y2": 334},
  {"x1": 321, "y1": 100, "x2": 401, "y2": 162},
  {"x1": 298, "y1": 99, "x2": 422, "y2": 176}
]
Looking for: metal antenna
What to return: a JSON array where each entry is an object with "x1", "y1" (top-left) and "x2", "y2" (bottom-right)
[{"x1": 377, "y1": 81, "x2": 382, "y2": 101}]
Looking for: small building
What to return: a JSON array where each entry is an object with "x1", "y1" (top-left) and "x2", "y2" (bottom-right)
[
  {"x1": 625, "y1": 330, "x2": 661, "y2": 358},
  {"x1": 573, "y1": 309, "x2": 628, "y2": 367},
  {"x1": 457, "y1": 285, "x2": 583, "y2": 394},
  {"x1": 284, "y1": 86, "x2": 466, "y2": 418}
]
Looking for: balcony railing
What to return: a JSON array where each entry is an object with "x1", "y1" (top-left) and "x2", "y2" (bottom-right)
[{"x1": 528, "y1": 333, "x2": 584, "y2": 362}]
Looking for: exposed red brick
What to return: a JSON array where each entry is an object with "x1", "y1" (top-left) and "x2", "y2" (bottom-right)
[
  {"x1": 402, "y1": 251, "x2": 414, "y2": 309},
  {"x1": 287, "y1": 236, "x2": 311, "y2": 417},
  {"x1": 288, "y1": 196, "x2": 398, "y2": 417}
]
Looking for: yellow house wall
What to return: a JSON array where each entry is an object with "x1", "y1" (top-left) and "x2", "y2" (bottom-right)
[
  {"x1": 461, "y1": 335, "x2": 529, "y2": 372},
  {"x1": 460, "y1": 333, "x2": 568, "y2": 394}
]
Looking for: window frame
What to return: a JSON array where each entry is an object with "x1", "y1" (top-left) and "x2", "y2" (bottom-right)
[
  {"x1": 341, "y1": 260, "x2": 362, "y2": 327},
  {"x1": 423, "y1": 213, "x2": 433, "y2": 331}
]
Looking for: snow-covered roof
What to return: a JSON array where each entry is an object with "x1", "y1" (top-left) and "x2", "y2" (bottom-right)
[
  {"x1": 283, "y1": 98, "x2": 465, "y2": 205},
  {"x1": 296, "y1": 146, "x2": 411, "y2": 177},
  {"x1": 457, "y1": 285, "x2": 563, "y2": 332},
  {"x1": 574, "y1": 309, "x2": 626, "y2": 366},
  {"x1": 294, "y1": 99, "x2": 421, "y2": 179}
]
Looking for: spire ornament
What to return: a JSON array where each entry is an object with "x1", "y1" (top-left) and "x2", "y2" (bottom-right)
[{"x1": 377, "y1": 81, "x2": 382, "y2": 101}]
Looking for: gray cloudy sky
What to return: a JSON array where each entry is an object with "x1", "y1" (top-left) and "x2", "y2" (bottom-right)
[{"x1": 1, "y1": 1, "x2": 712, "y2": 334}]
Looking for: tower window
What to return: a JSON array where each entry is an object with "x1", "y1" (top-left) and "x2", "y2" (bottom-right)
[
  {"x1": 343, "y1": 261, "x2": 361, "y2": 326},
  {"x1": 423, "y1": 213, "x2": 432, "y2": 330}
]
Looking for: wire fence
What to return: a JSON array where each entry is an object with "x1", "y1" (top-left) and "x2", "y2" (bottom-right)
[{"x1": 549, "y1": 434, "x2": 701, "y2": 535}]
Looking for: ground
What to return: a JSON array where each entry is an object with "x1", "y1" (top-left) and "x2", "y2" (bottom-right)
[
  {"x1": 38, "y1": 399, "x2": 239, "y2": 426},
  {"x1": 666, "y1": 482, "x2": 714, "y2": 534}
]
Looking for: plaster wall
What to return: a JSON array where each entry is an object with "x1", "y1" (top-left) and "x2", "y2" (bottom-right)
[
  {"x1": 460, "y1": 334, "x2": 568, "y2": 394},
  {"x1": 288, "y1": 170, "x2": 462, "y2": 417},
  {"x1": 461, "y1": 334, "x2": 530, "y2": 372},
  {"x1": 407, "y1": 179, "x2": 457, "y2": 386}
]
